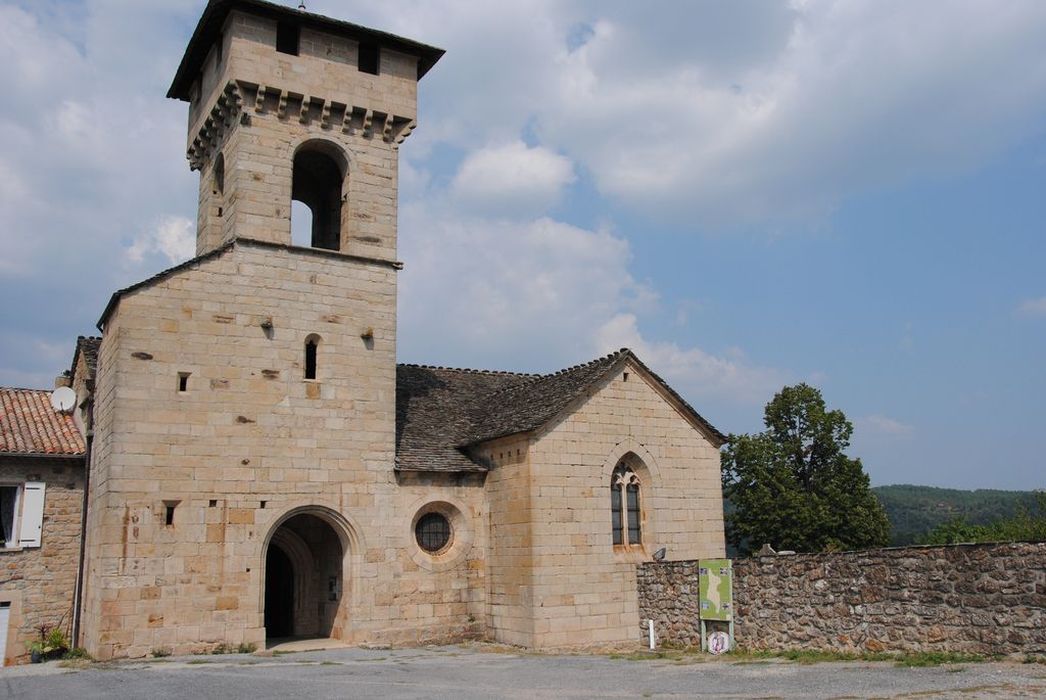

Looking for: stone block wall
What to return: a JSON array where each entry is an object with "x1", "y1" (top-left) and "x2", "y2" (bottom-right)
[
  {"x1": 0, "y1": 458, "x2": 84, "y2": 665},
  {"x1": 637, "y1": 542, "x2": 1046, "y2": 655},
  {"x1": 521, "y1": 359, "x2": 725, "y2": 647}
]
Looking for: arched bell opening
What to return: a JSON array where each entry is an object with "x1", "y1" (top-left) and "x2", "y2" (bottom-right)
[{"x1": 290, "y1": 140, "x2": 347, "y2": 251}]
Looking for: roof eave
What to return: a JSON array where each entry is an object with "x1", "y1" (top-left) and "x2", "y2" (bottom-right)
[{"x1": 0, "y1": 451, "x2": 86, "y2": 461}]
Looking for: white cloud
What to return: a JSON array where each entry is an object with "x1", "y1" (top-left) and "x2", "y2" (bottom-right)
[
  {"x1": 451, "y1": 141, "x2": 575, "y2": 216},
  {"x1": 358, "y1": 0, "x2": 1046, "y2": 228},
  {"x1": 860, "y1": 414, "x2": 915, "y2": 437},
  {"x1": 125, "y1": 216, "x2": 195, "y2": 265},
  {"x1": 398, "y1": 198, "x2": 654, "y2": 369},
  {"x1": 1017, "y1": 297, "x2": 1046, "y2": 316},
  {"x1": 594, "y1": 313, "x2": 786, "y2": 404}
]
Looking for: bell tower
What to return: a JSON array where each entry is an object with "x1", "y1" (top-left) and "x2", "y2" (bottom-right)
[{"x1": 167, "y1": 0, "x2": 443, "y2": 261}]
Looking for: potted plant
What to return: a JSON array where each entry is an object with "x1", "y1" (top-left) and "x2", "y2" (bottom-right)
[{"x1": 27, "y1": 626, "x2": 70, "y2": 663}]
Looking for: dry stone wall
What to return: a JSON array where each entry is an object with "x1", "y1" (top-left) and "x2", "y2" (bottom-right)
[{"x1": 638, "y1": 542, "x2": 1046, "y2": 655}]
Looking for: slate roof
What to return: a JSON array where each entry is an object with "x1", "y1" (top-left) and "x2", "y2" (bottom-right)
[
  {"x1": 71, "y1": 336, "x2": 101, "y2": 379},
  {"x1": 395, "y1": 348, "x2": 725, "y2": 473},
  {"x1": 396, "y1": 365, "x2": 533, "y2": 472},
  {"x1": 0, "y1": 388, "x2": 86, "y2": 457}
]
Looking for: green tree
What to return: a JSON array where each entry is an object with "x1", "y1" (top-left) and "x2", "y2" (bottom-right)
[{"x1": 721, "y1": 384, "x2": 890, "y2": 555}]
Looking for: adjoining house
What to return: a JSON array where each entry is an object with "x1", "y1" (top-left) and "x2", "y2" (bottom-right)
[
  {"x1": 0, "y1": 0, "x2": 726, "y2": 662},
  {"x1": 0, "y1": 386, "x2": 86, "y2": 665}
]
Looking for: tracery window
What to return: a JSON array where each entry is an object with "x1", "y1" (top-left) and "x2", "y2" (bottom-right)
[{"x1": 611, "y1": 462, "x2": 641, "y2": 546}]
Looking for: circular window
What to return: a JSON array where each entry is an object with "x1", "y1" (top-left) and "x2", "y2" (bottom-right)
[{"x1": 415, "y1": 512, "x2": 452, "y2": 553}]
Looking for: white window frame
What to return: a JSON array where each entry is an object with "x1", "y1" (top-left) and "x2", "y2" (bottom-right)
[{"x1": 0, "y1": 481, "x2": 45, "y2": 550}]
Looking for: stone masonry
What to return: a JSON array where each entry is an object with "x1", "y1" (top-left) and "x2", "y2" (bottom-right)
[
  {"x1": 0, "y1": 459, "x2": 84, "y2": 666},
  {"x1": 638, "y1": 542, "x2": 1046, "y2": 655},
  {"x1": 63, "y1": 0, "x2": 730, "y2": 659}
]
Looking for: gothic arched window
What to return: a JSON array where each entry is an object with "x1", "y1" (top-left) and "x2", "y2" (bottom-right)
[{"x1": 611, "y1": 461, "x2": 641, "y2": 546}]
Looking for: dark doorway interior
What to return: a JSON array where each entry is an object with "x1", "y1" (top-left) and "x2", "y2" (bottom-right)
[
  {"x1": 264, "y1": 545, "x2": 295, "y2": 638},
  {"x1": 264, "y1": 513, "x2": 345, "y2": 644}
]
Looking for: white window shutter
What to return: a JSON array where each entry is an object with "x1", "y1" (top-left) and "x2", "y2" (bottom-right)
[{"x1": 19, "y1": 482, "x2": 45, "y2": 548}]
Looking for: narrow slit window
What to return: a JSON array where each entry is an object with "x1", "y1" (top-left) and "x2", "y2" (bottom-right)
[
  {"x1": 276, "y1": 22, "x2": 300, "y2": 56},
  {"x1": 304, "y1": 335, "x2": 319, "y2": 380},
  {"x1": 213, "y1": 153, "x2": 225, "y2": 196},
  {"x1": 358, "y1": 43, "x2": 379, "y2": 75},
  {"x1": 178, "y1": 372, "x2": 190, "y2": 393},
  {"x1": 165, "y1": 503, "x2": 176, "y2": 526}
]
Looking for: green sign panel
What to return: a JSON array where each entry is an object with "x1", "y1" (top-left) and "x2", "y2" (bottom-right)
[{"x1": 698, "y1": 558, "x2": 733, "y2": 621}]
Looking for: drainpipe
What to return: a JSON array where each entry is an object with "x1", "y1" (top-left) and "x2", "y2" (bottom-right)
[{"x1": 71, "y1": 387, "x2": 94, "y2": 648}]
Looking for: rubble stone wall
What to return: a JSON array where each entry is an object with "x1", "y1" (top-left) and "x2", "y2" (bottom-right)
[
  {"x1": 638, "y1": 542, "x2": 1046, "y2": 655},
  {"x1": 0, "y1": 458, "x2": 85, "y2": 666}
]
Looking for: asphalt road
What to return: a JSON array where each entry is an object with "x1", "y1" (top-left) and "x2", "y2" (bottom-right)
[{"x1": 2, "y1": 645, "x2": 1045, "y2": 699}]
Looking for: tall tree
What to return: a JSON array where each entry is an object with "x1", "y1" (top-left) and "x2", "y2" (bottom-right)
[{"x1": 722, "y1": 384, "x2": 890, "y2": 555}]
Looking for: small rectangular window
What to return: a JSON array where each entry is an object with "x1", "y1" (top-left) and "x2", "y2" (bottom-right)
[
  {"x1": 178, "y1": 372, "x2": 190, "y2": 393},
  {"x1": 165, "y1": 502, "x2": 177, "y2": 526},
  {"x1": 0, "y1": 485, "x2": 20, "y2": 548},
  {"x1": 358, "y1": 43, "x2": 379, "y2": 75},
  {"x1": 276, "y1": 22, "x2": 300, "y2": 56}
]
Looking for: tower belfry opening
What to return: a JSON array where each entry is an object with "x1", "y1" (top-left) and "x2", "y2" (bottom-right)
[{"x1": 291, "y1": 145, "x2": 344, "y2": 251}]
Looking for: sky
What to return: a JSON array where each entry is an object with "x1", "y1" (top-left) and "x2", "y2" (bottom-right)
[{"x1": 1, "y1": 0, "x2": 1044, "y2": 490}]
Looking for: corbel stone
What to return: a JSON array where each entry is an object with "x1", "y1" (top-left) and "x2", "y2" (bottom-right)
[{"x1": 393, "y1": 119, "x2": 417, "y2": 145}]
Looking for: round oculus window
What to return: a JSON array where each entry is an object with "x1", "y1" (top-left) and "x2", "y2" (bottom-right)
[{"x1": 415, "y1": 512, "x2": 452, "y2": 553}]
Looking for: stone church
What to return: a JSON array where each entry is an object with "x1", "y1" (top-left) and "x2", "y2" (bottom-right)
[{"x1": 0, "y1": 0, "x2": 726, "y2": 663}]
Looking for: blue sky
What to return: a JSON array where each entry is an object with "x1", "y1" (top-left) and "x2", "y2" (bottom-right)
[{"x1": 1, "y1": 0, "x2": 1044, "y2": 490}]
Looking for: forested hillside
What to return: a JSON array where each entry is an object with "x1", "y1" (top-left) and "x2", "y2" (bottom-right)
[{"x1": 873, "y1": 485, "x2": 1040, "y2": 545}]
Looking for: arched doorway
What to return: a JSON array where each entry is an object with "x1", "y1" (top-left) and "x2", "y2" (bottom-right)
[{"x1": 264, "y1": 512, "x2": 346, "y2": 642}]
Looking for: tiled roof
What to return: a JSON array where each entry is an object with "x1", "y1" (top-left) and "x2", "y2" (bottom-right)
[
  {"x1": 0, "y1": 388, "x2": 86, "y2": 457},
  {"x1": 71, "y1": 336, "x2": 101, "y2": 378},
  {"x1": 395, "y1": 348, "x2": 725, "y2": 473}
]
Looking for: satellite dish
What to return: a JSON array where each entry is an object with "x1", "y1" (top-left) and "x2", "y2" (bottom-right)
[
  {"x1": 653, "y1": 547, "x2": 667, "y2": 561},
  {"x1": 50, "y1": 386, "x2": 76, "y2": 413}
]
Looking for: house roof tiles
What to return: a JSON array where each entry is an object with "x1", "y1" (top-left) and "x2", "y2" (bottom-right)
[{"x1": 0, "y1": 388, "x2": 86, "y2": 457}]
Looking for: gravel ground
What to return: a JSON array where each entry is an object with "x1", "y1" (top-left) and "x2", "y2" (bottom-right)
[{"x1": 2, "y1": 645, "x2": 1044, "y2": 699}]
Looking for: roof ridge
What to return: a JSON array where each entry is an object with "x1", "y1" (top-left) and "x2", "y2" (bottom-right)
[
  {"x1": 0, "y1": 387, "x2": 53, "y2": 394},
  {"x1": 397, "y1": 363, "x2": 539, "y2": 377},
  {"x1": 538, "y1": 348, "x2": 630, "y2": 378},
  {"x1": 469, "y1": 349, "x2": 631, "y2": 421}
]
